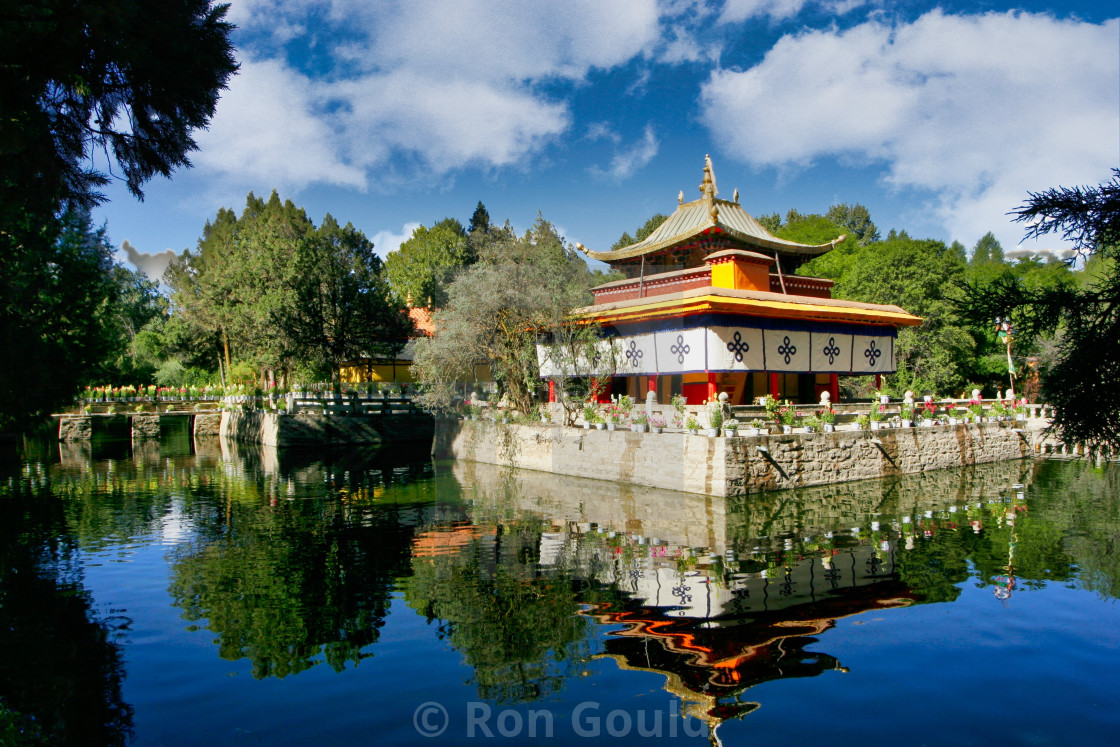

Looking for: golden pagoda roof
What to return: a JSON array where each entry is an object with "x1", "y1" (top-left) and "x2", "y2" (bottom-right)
[
  {"x1": 576, "y1": 284, "x2": 924, "y2": 328},
  {"x1": 580, "y1": 155, "x2": 845, "y2": 262}
]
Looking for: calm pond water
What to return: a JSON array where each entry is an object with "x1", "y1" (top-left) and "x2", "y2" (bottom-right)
[{"x1": 2, "y1": 432, "x2": 1119, "y2": 746}]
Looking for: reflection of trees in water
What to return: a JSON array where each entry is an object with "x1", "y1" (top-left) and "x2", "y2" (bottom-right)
[
  {"x1": 0, "y1": 471, "x2": 133, "y2": 746},
  {"x1": 168, "y1": 497, "x2": 433, "y2": 679},
  {"x1": 402, "y1": 522, "x2": 595, "y2": 703}
]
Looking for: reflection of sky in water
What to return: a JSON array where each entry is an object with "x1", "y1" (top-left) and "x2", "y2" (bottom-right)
[{"x1": 5, "y1": 445, "x2": 1120, "y2": 745}]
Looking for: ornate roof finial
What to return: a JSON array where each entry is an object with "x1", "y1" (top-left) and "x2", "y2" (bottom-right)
[
  {"x1": 733, "y1": 188, "x2": 739, "y2": 204},
  {"x1": 678, "y1": 190, "x2": 684, "y2": 205},
  {"x1": 406, "y1": 291, "x2": 413, "y2": 308},
  {"x1": 700, "y1": 155, "x2": 719, "y2": 223},
  {"x1": 700, "y1": 154, "x2": 718, "y2": 199}
]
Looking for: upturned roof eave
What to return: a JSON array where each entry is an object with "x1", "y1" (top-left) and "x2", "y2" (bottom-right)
[
  {"x1": 573, "y1": 287, "x2": 924, "y2": 328},
  {"x1": 584, "y1": 211, "x2": 842, "y2": 262}
]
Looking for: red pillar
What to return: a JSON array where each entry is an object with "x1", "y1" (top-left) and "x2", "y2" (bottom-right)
[
  {"x1": 648, "y1": 375, "x2": 658, "y2": 393},
  {"x1": 707, "y1": 371, "x2": 717, "y2": 402},
  {"x1": 548, "y1": 380, "x2": 556, "y2": 403},
  {"x1": 830, "y1": 373, "x2": 840, "y2": 405},
  {"x1": 769, "y1": 372, "x2": 780, "y2": 400},
  {"x1": 875, "y1": 373, "x2": 883, "y2": 391}
]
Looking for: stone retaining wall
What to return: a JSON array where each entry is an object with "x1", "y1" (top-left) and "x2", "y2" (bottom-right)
[
  {"x1": 221, "y1": 410, "x2": 434, "y2": 447},
  {"x1": 438, "y1": 420, "x2": 1043, "y2": 497}
]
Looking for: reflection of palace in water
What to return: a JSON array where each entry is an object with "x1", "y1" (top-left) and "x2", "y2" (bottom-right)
[{"x1": 445, "y1": 458, "x2": 1036, "y2": 730}]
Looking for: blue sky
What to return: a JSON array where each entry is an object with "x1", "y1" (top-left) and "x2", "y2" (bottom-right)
[{"x1": 93, "y1": 0, "x2": 1119, "y2": 281}]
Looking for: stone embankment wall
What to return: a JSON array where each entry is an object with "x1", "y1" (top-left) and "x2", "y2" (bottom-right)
[
  {"x1": 221, "y1": 410, "x2": 434, "y2": 447},
  {"x1": 437, "y1": 420, "x2": 1045, "y2": 497}
]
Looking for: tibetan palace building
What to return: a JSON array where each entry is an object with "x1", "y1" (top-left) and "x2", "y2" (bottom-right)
[{"x1": 538, "y1": 156, "x2": 922, "y2": 405}]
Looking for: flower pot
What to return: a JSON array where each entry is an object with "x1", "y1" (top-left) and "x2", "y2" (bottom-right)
[
  {"x1": 606, "y1": 422, "x2": 616, "y2": 432},
  {"x1": 705, "y1": 428, "x2": 719, "y2": 437},
  {"x1": 724, "y1": 429, "x2": 738, "y2": 437},
  {"x1": 632, "y1": 423, "x2": 648, "y2": 433},
  {"x1": 920, "y1": 419, "x2": 933, "y2": 427},
  {"x1": 688, "y1": 428, "x2": 699, "y2": 436},
  {"x1": 870, "y1": 421, "x2": 882, "y2": 431},
  {"x1": 652, "y1": 427, "x2": 663, "y2": 434},
  {"x1": 782, "y1": 425, "x2": 793, "y2": 434},
  {"x1": 823, "y1": 424, "x2": 835, "y2": 433},
  {"x1": 595, "y1": 422, "x2": 605, "y2": 430},
  {"x1": 744, "y1": 428, "x2": 762, "y2": 437},
  {"x1": 948, "y1": 417, "x2": 958, "y2": 425},
  {"x1": 583, "y1": 422, "x2": 590, "y2": 429},
  {"x1": 900, "y1": 419, "x2": 912, "y2": 428},
  {"x1": 879, "y1": 395, "x2": 890, "y2": 404}
]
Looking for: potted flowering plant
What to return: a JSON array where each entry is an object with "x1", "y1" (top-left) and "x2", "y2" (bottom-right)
[
  {"x1": 705, "y1": 400, "x2": 723, "y2": 436},
  {"x1": 1014, "y1": 398, "x2": 1028, "y2": 420},
  {"x1": 722, "y1": 418, "x2": 739, "y2": 436},
  {"x1": 630, "y1": 410, "x2": 649, "y2": 432},
  {"x1": 818, "y1": 409, "x2": 837, "y2": 432},
  {"x1": 648, "y1": 414, "x2": 667, "y2": 434},
  {"x1": 777, "y1": 403, "x2": 799, "y2": 433},
  {"x1": 671, "y1": 394, "x2": 687, "y2": 428},
  {"x1": 899, "y1": 403, "x2": 914, "y2": 427},
  {"x1": 869, "y1": 404, "x2": 886, "y2": 430},
  {"x1": 919, "y1": 401, "x2": 936, "y2": 426},
  {"x1": 685, "y1": 414, "x2": 700, "y2": 435}
]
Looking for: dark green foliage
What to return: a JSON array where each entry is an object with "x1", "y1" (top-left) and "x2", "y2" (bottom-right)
[
  {"x1": 0, "y1": 0, "x2": 237, "y2": 211},
  {"x1": 469, "y1": 201, "x2": 492, "y2": 235},
  {"x1": 970, "y1": 232, "x2": 1005, "y2": 264},
  {"x1": 168, "y1": 192, "x2": 407, "y2": 387},
  {"x1": 414, "y1": 215, "x2": 600, "y2": 413},
  {"x1": 0, "y1": 209, "x2": 121, "y2": 430},
  {"x1": 826, "y1": 203, "x2": 881, "y2": 245},
  {"x1": 958, "y1": 170, "x2": 1120, "y2": 447},
  {"x1": 0, "y1": 0, "x2": 236, "y2": 429},
  {"x1": 291, "y1": 216, "x2": 412, "y2": 388},
  {"x1": 610, "y1": 213, "x2": 668, "y2": 251},
  {"x1": 384, "y1": 217, "x2": 473, "y2": 308}
]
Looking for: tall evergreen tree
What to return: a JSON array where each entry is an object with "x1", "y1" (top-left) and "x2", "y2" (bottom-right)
[{"x1": 469, "y1": 201, "x2": 492, "y2": 235}]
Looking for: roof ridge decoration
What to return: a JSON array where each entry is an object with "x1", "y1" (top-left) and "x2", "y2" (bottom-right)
[
  {"x1": 579, "y1": 155, "x2": 847, "y2": 263},
  {"x1": 701, "y1": 154, "x2": 719, "y2": 224}
]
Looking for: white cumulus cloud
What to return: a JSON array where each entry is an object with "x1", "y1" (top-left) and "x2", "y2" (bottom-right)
[
  {"x1": 197, "y1": 0, "x2": 665, "y2": 193},
  {"x1": 700, "y1": 10, "x2": 1120, "y2": 247},
  {"x1": 372, "y1": 222, "x2": 422, "y2": 261},
  {"x1": 590, "y1": 125, "x2": 661, "y2": 181}
]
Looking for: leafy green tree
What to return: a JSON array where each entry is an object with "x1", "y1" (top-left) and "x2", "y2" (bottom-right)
[
  {"x1": 610, "y1": 213, "x2": 668, "y2": 251},
  {"x1": 413, "y1": 215, "x2": 600, "y2": 413},
  {"x1": 800, "y1": 230, "x2": 978, "y2": 396},
  {"x1": 958, "y1": 169, "x2": 1120, "y2": 447},
  {"x1": 291, "y1": 216, "x2": 412, "y2": 392},
  {"x1": 98, "y1": 266, "x2": 169, "y2": 384},
  {"x1": 384, "y1": 218, "x2": 472, "y2": 307},
  {"x1": 970, "y1": 232, "x2": 1005, "y2": 265},
  {"x1": 0, "y1": 209, "x2": 123, "y2": 430},
  {"x1": 0, "y1": 0, "x2": 236, "y2": 428},
  {"x1": 168, "y1": 192, "x2": 313, "y2": 383},
  {"x1": 826, "y1": 203, "x2": 881, "y2": 245},
  {"x1": 0, "y1": 0, "x2": 236, "y2": 211}
]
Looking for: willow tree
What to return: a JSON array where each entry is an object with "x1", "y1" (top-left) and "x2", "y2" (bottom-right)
[{"x1": 412, "y1": 215, "x2": 600, "y2": 415}]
